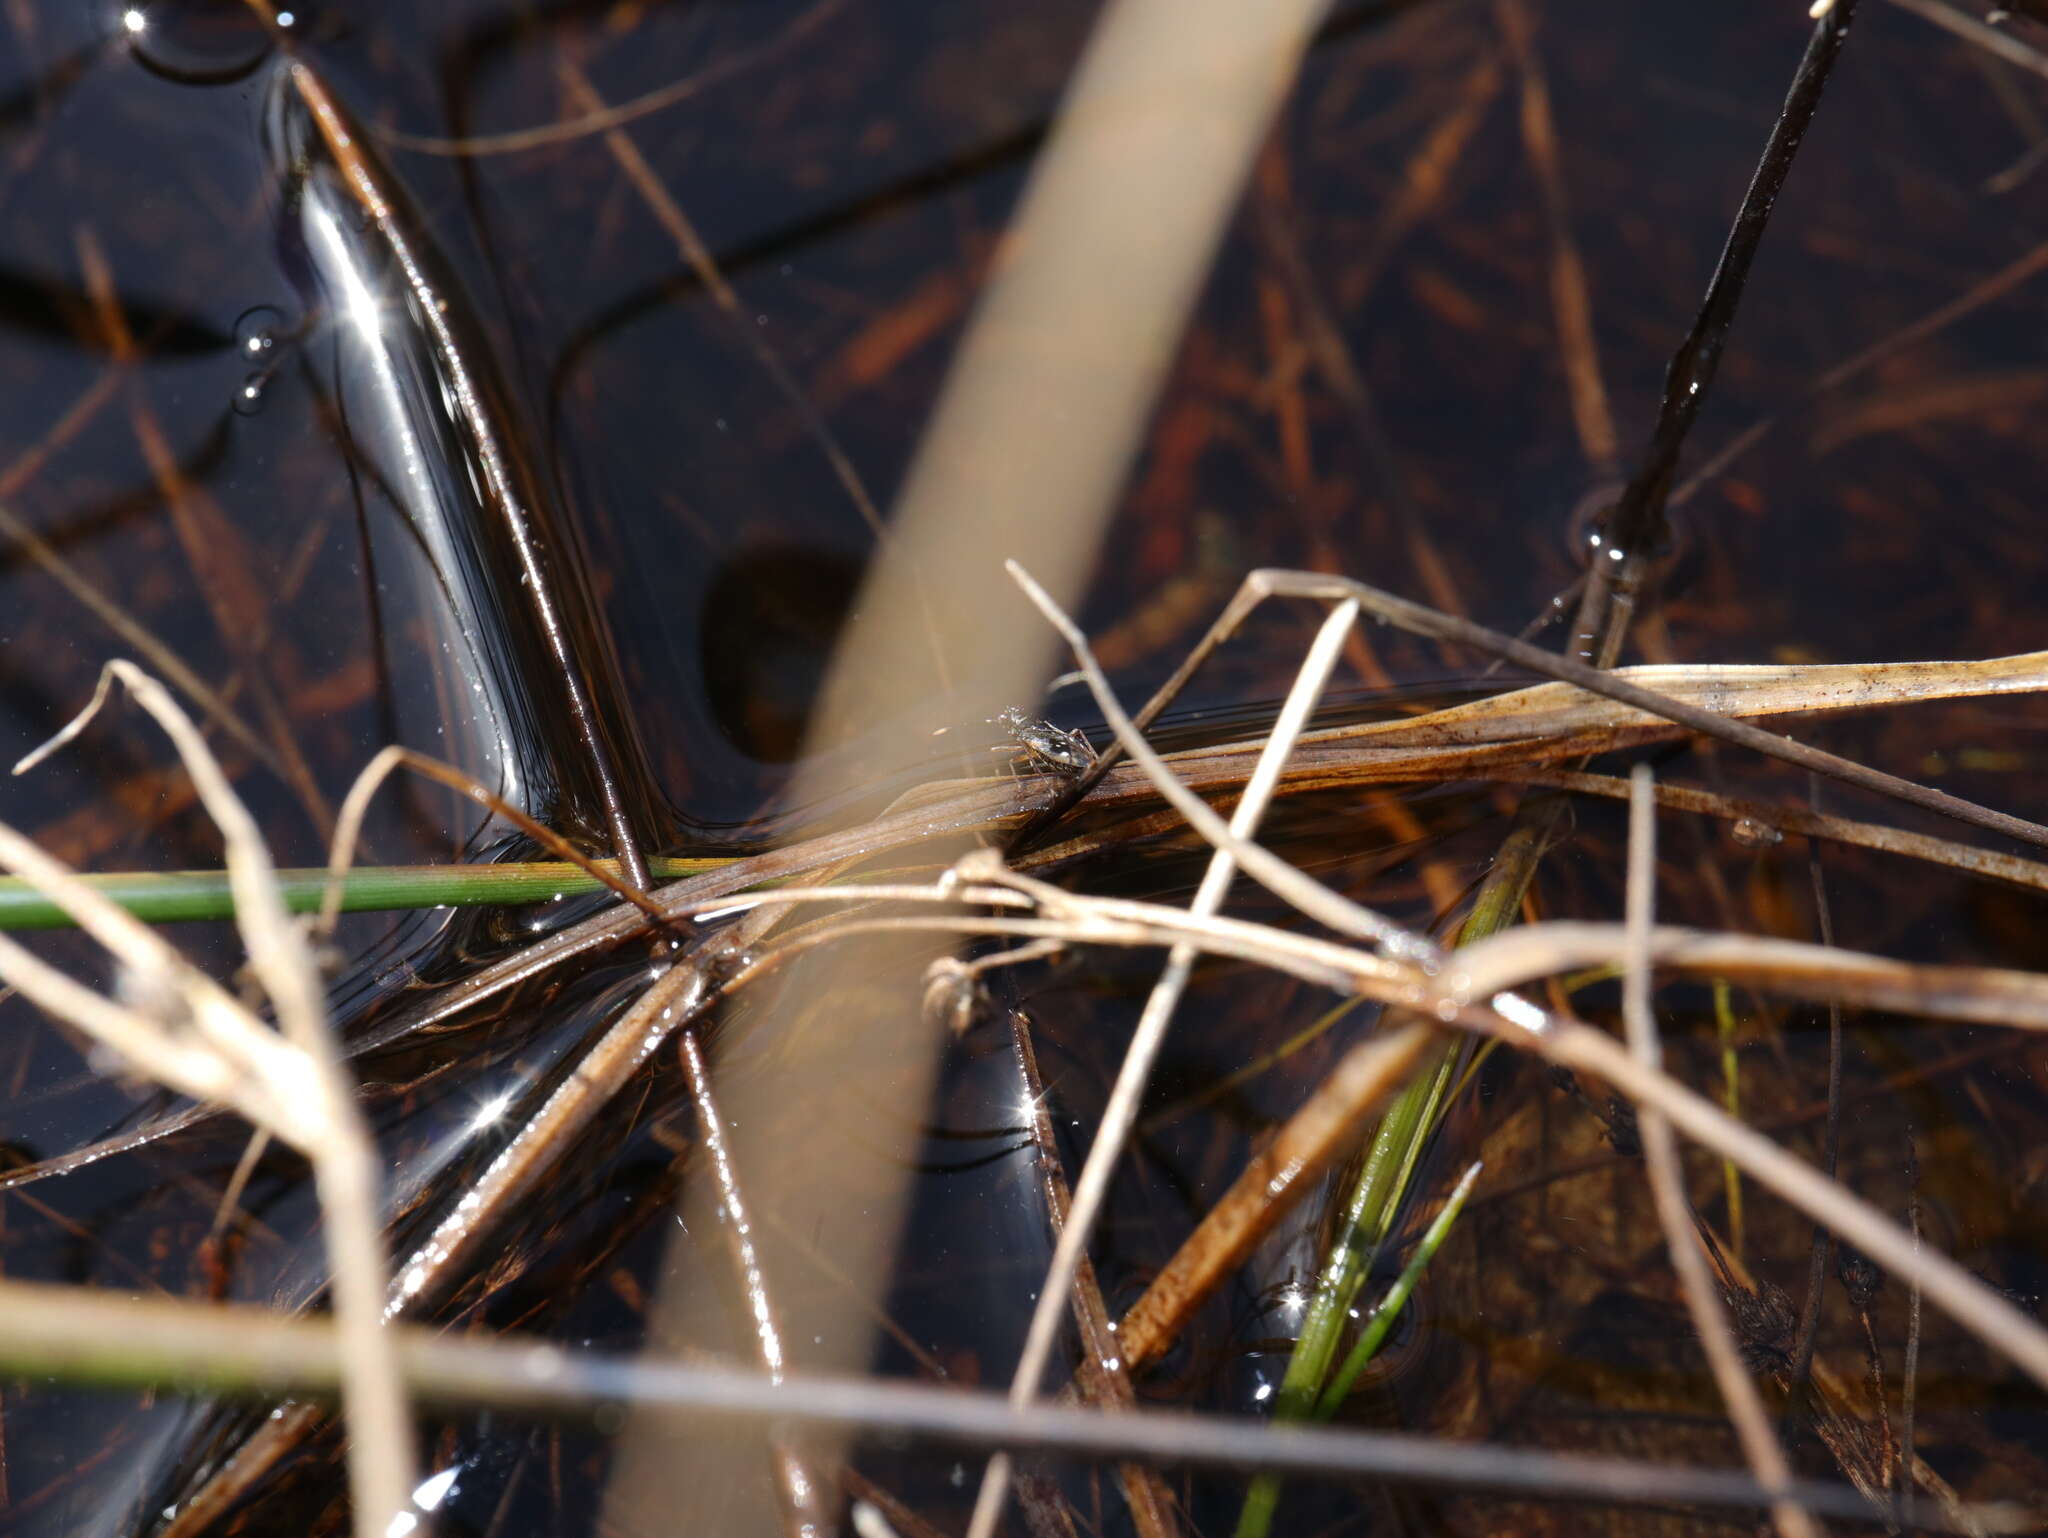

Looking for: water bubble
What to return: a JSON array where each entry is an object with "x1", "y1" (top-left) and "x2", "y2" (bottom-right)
[
  {"x1": 232, "y1": 304, "x2": 286, "y2": 359},
  {"x1": 230, "y1": 370, "x2": 269, "y2": 416},
  {"x1": 123, "y1": 0, "x2": 276, "y2": 85},
  {"x1": 229, "y1": 307, "x2": 292, "y2": 415}
]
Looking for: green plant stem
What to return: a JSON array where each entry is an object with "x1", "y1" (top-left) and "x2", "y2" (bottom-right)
[
  {"x1": 1234, "y1": 822, "x2": 1546, "y2": 1538},
  {"x1": 1313, "y1": 1158, "x2": 1482, "y2": 1416},
  {"x1": 0, "y1": 857, "x2": 729, "y2": 930},
  {"x1": 1713, "y1": 978, "x2": 1746, "y2": 1258}
]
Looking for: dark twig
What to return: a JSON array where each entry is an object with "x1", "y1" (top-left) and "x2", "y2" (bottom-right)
[
  {"x1": 1572, "y1": 0, "x2": 1861, "y2": 665},
  {"x1": 1899, "y1": 1137, "x2": 1924, "y2": 1529},
  {"x1": 1010, "y1": 1012, "x2": 1182, "y2": 1538},
  {"x1": 1785, "y1": 776, "x2": 1846, "y2": 1415}
]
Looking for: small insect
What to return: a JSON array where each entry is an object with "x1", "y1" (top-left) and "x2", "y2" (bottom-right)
[{"x1": 989, "y1": 706, "x2": 1098, "y2": 779}]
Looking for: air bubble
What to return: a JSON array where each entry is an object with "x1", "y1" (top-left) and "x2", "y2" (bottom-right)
[
  {"x1": 123, "y1": 0, "x2": 277, "y2": 85},
  {"x1": 229, "y1": 306, "x2": 289, "y2": 414},
  {"x1": 232, "y1": 305, "x2": 285, "y2": 359},
  {"x1": 230, "y1": 370, "x2": 269, "y2": 416}
]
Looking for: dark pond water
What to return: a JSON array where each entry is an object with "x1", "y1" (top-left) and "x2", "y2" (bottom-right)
[{"x1": 1, "y1": 0, "x2": 2047, "y2": 1534}]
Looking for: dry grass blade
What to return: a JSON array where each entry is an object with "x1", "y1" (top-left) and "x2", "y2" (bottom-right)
[
  {"x1": 1296, "y1": 649, "x2": 2048, "y2": 750},
  {"x1": 0, "y1": 1278, "x2": 1994, "y2": 1529},
  {"x1": 1239, "y1": 568, "x2": 2048, "y2": 850},
  {"x1": 6, "y1": 660, "x2": 413, "y2": 1537},
  {"x1": 1623, "y1": 766, "x2": 1814, "y2": 1538},
  {"x1": 1495, "y1": 766, "x2": 2048, "y2": 895},
  {"x1": 321, "y1": 743, "x2": 673, "y2": 937},
  {"x1": 1020, "y1": 581, "x2": 2048, "y2": 857}
]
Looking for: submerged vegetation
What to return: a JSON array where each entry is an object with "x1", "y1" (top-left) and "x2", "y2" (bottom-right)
[{"x1": 1, "y1": 1, "x2": 2048, "y2": 1536}]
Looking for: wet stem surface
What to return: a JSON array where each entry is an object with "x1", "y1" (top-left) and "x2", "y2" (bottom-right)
[{"x1": 1, "y1": 0, "x2": 2048, "y2": 1534}]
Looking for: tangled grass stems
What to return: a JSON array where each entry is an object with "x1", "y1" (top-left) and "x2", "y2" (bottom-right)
[
  {"x1": 9, "y1": 645, "x2": 2046, "y2": 939},
  {"x1": 23, "y1": 572, "x2": 2048, "y2": 1531},
  {"x1": 16, "y1": 739, "x2": 2048, "y2": 1530},
  {"x1": 992, "y1": 564, "x2": 2048, "y2": 1515},
  {"x1": 34, "y1": 842, "x2": 2048, "y2": 1530},
  {"x1": 2, "y1": 661, "x2": 413, "y2": 1538},
  {"x1": 967, "y1": 597, "x2": 1365, "y2": 1538}
]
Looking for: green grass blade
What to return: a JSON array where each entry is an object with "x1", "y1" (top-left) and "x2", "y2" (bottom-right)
[
  {"x1": 1313, "y1": 1159, "x2": 1482, "y2": 1417},
  {"x1": 1234, "y1": 822, "x2": 1546, "y2": 1538},
  {"x1": 0, "y1": 857, "x2": 729, "y2": 930}
]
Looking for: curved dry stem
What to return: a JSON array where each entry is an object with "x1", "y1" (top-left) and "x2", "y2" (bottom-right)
[
  {"x1": 1623, "y1": 767, "x2": 1813, "y2": 1538},
  {"x1": 377, "y1": 0, "x2": 850, "y2": 156},
  {"x1": 1453, "y1": 922, "x2": 2048, "y2": 1031},
  {"x1": 1494, "y1": 766, "x2": 2048, "y2": 895},
  {"x1": 321, "y1": 743, "x2": 671, "y2": 940}
]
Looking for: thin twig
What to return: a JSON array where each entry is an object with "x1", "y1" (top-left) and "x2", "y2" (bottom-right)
[
  {"x1": 0, "y1": 501, "x2": 280, "y2": 778},
  {"x1": 1114, "y1": 1022, "x2": 1433, "y2": 1371},
  {"x1": 1497, "y1": 0, "x2": 1618, "y2": 475},
  {"x1": 1883, "y1": 0, "x2": 2048, "y2": 84},
  {"x1": 319, "y1": 744, "x2": 675, "y2": 938},
  {"x1": 1010, "y1": 1013, "x2": 1182, "y2": 1538},
  {"x1": 1574, "y1": 0, "x2": 1861, "y2": 664},
  {"x1": 380, "y1": 0, "x2": 850, "y2": 156},
  {"x1": 1492, "y1": 766, "x2": 2048, "y2": 896},
  {"x1": 1900, "y1": 1137, "x2": 1924, "y2": 1528},
  {"x1": 1623, "y1": 766, "x2": 1814, "y2": 1538},
  {"x1": 967, "y1": 594, "x2": 1367, "y2": 1538},
  {"x1": 676, "y1": 1028, "x2": 831, "y2": 1538},
  {"x1": 1785, "y1": 778, "x2": 1846, "y2": 1416},
  {"x1": 1671, "y1": 236, "x2": 2048, "y2": 510},
  {"x1": 0, "y1": 1278, "x2": 1961, "y2": 1528},
  {"x1": 1237, "y1": 567, "x2": 2048, "y2": 851}
]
